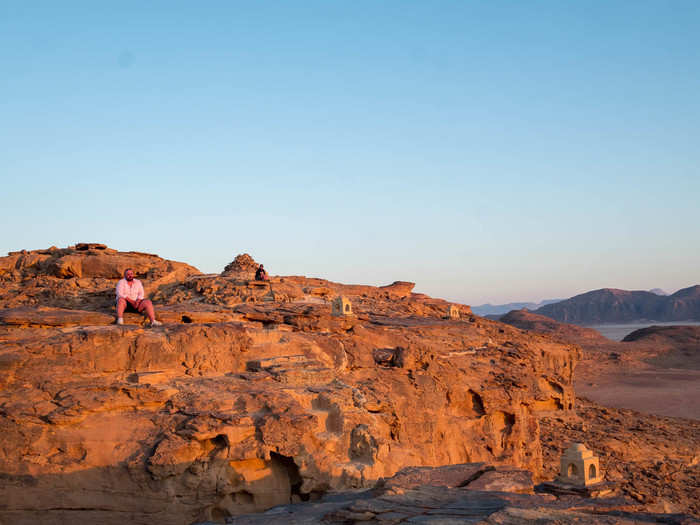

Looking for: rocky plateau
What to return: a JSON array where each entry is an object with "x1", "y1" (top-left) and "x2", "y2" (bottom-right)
[{"x1": 0, "y1": 245, "x2": 697, "y2": 524}]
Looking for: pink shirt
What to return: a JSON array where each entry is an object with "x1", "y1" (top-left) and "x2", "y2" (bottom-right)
[{"x1": 116, "y1": 278, "x2": 145, "y2": 303}]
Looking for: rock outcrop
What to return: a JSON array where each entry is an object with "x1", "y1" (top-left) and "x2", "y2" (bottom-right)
[
  {"x1": 221, "y1": 254, "x2": 260, "y2": 280},
  {"x1": 623, "y1": 325, "x2": 700, "y2": 369},
  {"x1": 0, "y1": 244, "x2": 201, "y2": 311},
  {"x1": 540, "y1": 398, "x2": 700, "y2": 518},
  {"x1": 0, "y1": 244, "x2": 582, "y2": 525},
  {"x1": 3, "y1": 245, "x2": 697, "y2": 524},
  {"x1": 223, "y1": 459, "x2": 697, "y2": 524},
  {"x1": 500, "y1": 309, "x2": 607, "y2": 343},
  {"x1": 500, "y1": 311, "x2": 700, "y2": 515}
]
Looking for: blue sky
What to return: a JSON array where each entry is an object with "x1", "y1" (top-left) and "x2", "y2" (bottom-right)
[{"x1": 1, "y1": 1, "x2": 699, "y2": 304}]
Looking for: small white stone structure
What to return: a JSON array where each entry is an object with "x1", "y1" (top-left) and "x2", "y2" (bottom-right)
[
  {"x1": 557, "y1": 443, "x2": 603, "y2": 486},
  {"x1": 447, "y1": 305, "x2": 460, "y2": 319},
  {"x1": 332, "y1": 296, "x2": 353, "y2": 316}
]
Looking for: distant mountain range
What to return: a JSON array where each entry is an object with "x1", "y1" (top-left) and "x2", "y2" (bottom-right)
[
  {"x1": 472, "y1": 299, "x2": 562, "y2": 317},
  {"x1": 532, "y1": 285, "x2": 700, "y2": 324}
]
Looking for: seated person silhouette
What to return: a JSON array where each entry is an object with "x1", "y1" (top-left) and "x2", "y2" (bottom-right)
[{"x1": 254, "y1": 264, "x2": 269, "y2": 281}]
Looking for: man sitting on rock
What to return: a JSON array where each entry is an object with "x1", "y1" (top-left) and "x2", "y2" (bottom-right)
[
  {"x1": 115, "y1": 268, "x2": 161, "y2": 326},
  {"x1": 255, "y1": 264, "x2": 269, "y2": 281}
]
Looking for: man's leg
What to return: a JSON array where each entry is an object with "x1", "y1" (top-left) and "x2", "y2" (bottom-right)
[
  {"x1": 137, "y1": 299, "x2": 157, "y2": 323},
  {"x1": 116, "y1": 298, "x2": 127, "y2": 324}
]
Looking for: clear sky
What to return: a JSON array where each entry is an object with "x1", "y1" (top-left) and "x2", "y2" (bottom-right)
[{"x1": 1, "y1": 1, "x2": 699, "y2": 305}]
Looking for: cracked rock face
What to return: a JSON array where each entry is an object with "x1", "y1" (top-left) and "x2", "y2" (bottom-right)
[
  {"x1": 0, "y1": 246, "x2": 579, "y2": 525},
  {"x1": 223, "y1": 462, "x2": 695, "y2": 525}
]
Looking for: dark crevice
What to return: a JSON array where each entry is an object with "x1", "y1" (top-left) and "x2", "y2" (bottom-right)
[
  {"x1": 373, "y1": 347, "x2": 405, "y2": 368},
  {"x1": 211, "y1": 434, "x2": 229, "y2": 449},
  {"x1": 456, "y1": 466, "x2": 496, "y2": 488},
  {"x1": 469, "y1": 389, "x2": 486, "y2": 416}
]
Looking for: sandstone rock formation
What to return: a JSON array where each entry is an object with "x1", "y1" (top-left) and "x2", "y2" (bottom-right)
[
  {"x1": 0, "y1": 244, "x2": 577, "y2": 525},
  {"x1": 224, "y1": 460, "x2": 697, "y2": 524},
  {"x1": 499, "y1": 310, "x2": 700, "y2": 516},
  {"x1": 0, "y1": 245, "x2": 696, "y2": 524},
  {"x1": 540, "y1": 398, "x2": 700, "y2": 518},
  {"x1": 221, "y1": 254, "x2": 260, "y2": 280},
  {"x1": 0, "y1": 244, "x2": 200, "y2": 311}
]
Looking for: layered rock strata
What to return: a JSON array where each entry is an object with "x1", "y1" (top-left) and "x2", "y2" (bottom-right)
[{"x1": 0, "y1": 246, "x2": 578, "y2": 524}]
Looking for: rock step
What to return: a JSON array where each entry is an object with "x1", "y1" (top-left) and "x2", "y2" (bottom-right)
[
  {"x1": 0, "y1": 306, "x2": 237, "y2": 327},
  {"x1": 0, "y1": 307, "x2": 114, "y2": 327},
  {"x1": 246, "y1": 354, "x2": 310, "y2": 371},
  {"x1": 127, "y1": 371, "x2": 172, "y2": 385},
  {"x1": 269, "y1": 366, "x2": 335, "y2": 385},
  {"x1": 245, "y1": 354, "x2": 336, "y2": 385}
]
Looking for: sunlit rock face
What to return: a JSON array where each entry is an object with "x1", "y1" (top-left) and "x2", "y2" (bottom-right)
[{"x1": 0, "y1": 245, "x2": 578, "y2": 525}]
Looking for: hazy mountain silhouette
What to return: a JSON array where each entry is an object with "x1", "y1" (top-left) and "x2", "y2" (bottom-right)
[
  {"x1": 534, "y1": 285, "x2": 700, "y2": 324},
  {"x1": 472, "y1": 299, "x2": 561, "y2": 316}
]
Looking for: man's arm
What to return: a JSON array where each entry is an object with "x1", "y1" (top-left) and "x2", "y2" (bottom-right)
[{"x1": 136, "y1": 281, "x2": 145, "y2": 301}]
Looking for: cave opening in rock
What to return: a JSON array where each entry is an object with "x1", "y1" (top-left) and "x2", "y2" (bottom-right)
[
  {"x1": 210, "y1": 507, "x2": 230, "y2": 521},
  {"x1": 211, "y1": 433, "x2": 229, "y2": 449},
  {"x1": 269, "y1": 452, "x2": 317, "y2": 503}
]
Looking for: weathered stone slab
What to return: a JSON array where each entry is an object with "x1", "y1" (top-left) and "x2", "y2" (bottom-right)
[
  {"x1": 0, "y1": 307, "x2": 114, "y2": 327},
  {"x1": 270, "y1": 366, "x2": 335, "y2": 386},
  {"x1": 127, "y1": 371, "x2": 170, "y2": 385},
  {"x1": 381, "y1": 463, "x2": 490, "y2": 490},
  {"x1": 157, "y1": 309, "x2": 238, "y2": 324},
  {"x1": 246, "y1": 355, "x2": 307, "y2": 371},
  {"x1": 537, "y1": 480, "x2": 617, "y2": 498},
  {"x1": 463, "y1": 467, "x2": 533, "y2": 494}
]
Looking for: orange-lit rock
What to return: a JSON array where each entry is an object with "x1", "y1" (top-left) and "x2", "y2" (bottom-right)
[{"x1": 0, "y1": 245, "x2": 582, "y2": 525}]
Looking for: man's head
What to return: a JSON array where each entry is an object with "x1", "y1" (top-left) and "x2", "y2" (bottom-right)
[
  {"x1": 124, "y1": 268, "x2": 135, "y2": 281},
  {"x1": 259, "y1": 264, "x2": 264, "y2": 269}
]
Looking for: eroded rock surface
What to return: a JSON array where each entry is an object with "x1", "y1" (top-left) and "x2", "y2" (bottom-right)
[
  {"x1": 499, "y1": 310, "x2": 700, "y2": 517},
  {"x1": 223, "y1": 463, "x2": 696, "y2": 524},
  {"x1": 0, "y1": 245, "x2": 691, "y2": 524},
  {"x1": 540, "y1": 398, "x2": 700, "y2": 517},
  {"x1": 0, "y1": 244, "x2": 200, "y2": 311}
]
